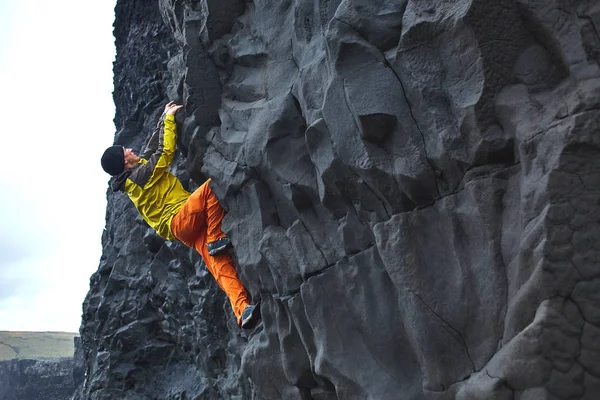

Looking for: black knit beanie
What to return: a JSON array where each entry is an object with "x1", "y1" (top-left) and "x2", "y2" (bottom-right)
[{"x1": 101, "y1": 145, "x2": 125, "y2": 176}]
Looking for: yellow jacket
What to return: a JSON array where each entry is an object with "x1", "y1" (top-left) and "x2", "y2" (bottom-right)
[{"x1": 111, "y1": 114, "x2": 190, "y2": 240}]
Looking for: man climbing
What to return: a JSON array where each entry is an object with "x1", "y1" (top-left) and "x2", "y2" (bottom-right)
[{"x1": 100, "y1": 101, "x2": 261, "y2": 329}]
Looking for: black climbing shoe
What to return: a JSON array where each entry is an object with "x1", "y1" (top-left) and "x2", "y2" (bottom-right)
[
  {"x1": 207, "y1": 237, "x2": 231, "y2": 256},
  {"x1": 241, "y1": 303, "x2": 261, "y2": 329}
]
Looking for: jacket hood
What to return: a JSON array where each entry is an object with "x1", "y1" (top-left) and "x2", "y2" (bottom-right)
[{"x1": 110, "y1": 169, "x2": 132, "y2": 192}]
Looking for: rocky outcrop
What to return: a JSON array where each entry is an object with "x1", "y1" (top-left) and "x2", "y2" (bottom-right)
[
  {"x1": 81, "y1": 0, "x2": 600, "y2": 399},
  {"x1": 0, "y1": 357, "x2": 81, "y2": 400}
]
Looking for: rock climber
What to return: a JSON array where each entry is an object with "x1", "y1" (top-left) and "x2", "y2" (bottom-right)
[{"x1": 100, "y1": 101, "x2": 261, "y2": 329}]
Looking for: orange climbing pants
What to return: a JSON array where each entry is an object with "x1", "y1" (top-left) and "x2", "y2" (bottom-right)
[{"x1": 170, "y1": 179, "x2": 250, "y2": 325}]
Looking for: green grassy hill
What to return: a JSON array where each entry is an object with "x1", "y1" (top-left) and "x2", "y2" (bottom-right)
[{"x1": 0, "y1": 331, "x2": 78, "y2": 361}]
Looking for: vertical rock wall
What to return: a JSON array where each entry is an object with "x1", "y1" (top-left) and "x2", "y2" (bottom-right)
[{"x1": 80, "y1": 0, "x2": 600, "y2": 399}]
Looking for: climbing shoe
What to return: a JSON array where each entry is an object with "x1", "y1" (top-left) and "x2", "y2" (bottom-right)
[
  {"x1": 207, "y1": 237, "x2": 231, "y2": 256},
  {"x1": 241, "y1": 303, "x2": 261, "y2": 329}
]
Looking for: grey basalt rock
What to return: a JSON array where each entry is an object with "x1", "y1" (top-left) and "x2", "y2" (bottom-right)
[{"x1": 80, "y1": 0, "x2": 600, "y2": 398}]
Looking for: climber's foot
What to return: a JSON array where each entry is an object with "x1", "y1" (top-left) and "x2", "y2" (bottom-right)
[
  {"x1": 241, "y1": 303, "x2": 261, "y2": 329},
  {"x1": 207, "y1": 237, "x2": 231, "y2": 256}
]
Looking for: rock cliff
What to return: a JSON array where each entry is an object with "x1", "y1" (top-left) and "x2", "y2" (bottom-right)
[
  {"x1": 0, "y1": 356, "x2": 82, "y2": 400},
  {"x1": 80, "y1": 0, "x2": 600, "y2": 399}
]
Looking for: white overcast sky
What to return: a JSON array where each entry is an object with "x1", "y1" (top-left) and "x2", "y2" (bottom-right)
[{"x1": 0, "y1": 0, "x2": 117, "y2": 332}]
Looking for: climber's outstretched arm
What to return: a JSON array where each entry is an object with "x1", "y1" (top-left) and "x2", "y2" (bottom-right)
[{"x1": 140, "y1": 102, "x2": 182, "y2": 159}]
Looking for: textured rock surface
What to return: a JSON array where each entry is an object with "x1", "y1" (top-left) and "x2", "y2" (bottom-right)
[
  {"x1": 0, "y1": 357, "x2": 81, "y2": 400},
  {"x1": 80, "y1": 0, "x2": 600, "y2": 399}
]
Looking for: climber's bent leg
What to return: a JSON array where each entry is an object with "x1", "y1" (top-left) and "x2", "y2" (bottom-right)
[
  {"x1": 195, "y1": 179, "x2": 232, "y2": 255},
  {"x1": 171, "y1": 187, "x2": 251, "y2": 325},
  {"x1": 169, "y1": 178, "x2": 230, "y2": 252},
  {"x1": 170, "y1": 185, "x2": 208, "y2": 247},
  {"x1": 197, "y1": 179, "x2": 227, "y2": 244}
]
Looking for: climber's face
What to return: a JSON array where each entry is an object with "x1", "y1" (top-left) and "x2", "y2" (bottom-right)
[{"x1": 123, "y1": 147, "x2": 139, "y2": 168}]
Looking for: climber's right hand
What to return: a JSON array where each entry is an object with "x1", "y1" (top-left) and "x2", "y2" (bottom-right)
[{"x1": 165, "y1": 102, "x2": 183, "y2": 115}]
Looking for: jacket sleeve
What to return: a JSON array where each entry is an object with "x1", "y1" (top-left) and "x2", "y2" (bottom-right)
[
  {"x1": 139, "y1": 117, "x2": 164, "y2": 160},
  {"x1": 127, "y1": 114, "x2": 177, "y2": 189}
]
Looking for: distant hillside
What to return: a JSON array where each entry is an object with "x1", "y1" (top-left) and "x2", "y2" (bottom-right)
[{"x1": 0, "y1": 331, "x2": 78, "y2": 360}]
